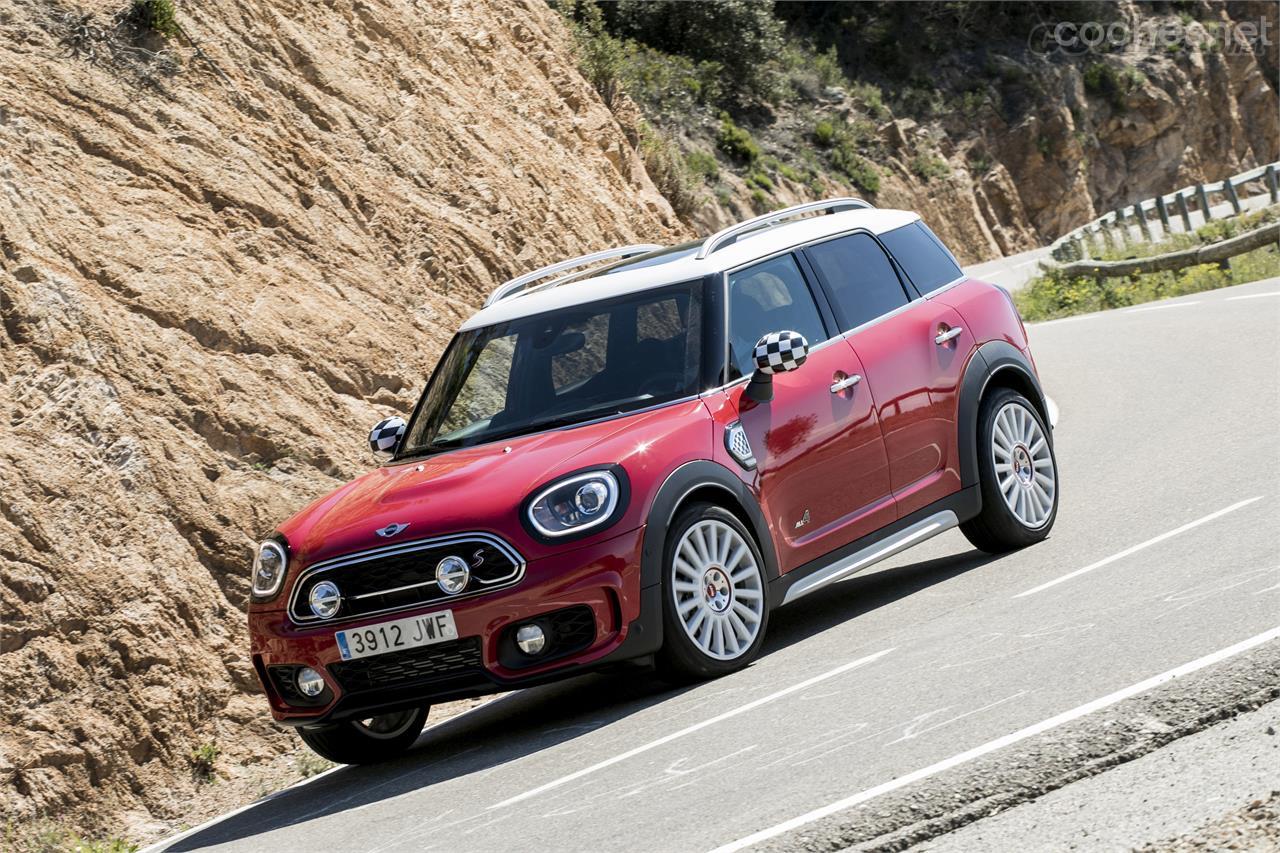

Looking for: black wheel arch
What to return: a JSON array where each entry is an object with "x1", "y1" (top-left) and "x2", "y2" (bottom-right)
[
  {"x1": 958, "y1": 340, "x2": 1052, "y2": 489},
  {"x1": 640, "y1": 460, "x2": 780, "y2": 590}
]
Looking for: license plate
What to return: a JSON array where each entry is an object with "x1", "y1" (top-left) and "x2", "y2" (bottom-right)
[{"x1": 335, "y1": 610, "x2": 458, "y2": 661}]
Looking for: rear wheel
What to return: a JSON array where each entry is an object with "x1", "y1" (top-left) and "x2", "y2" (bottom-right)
[
  {"x1": 297, "y1": 706, "x2": 428, "y2": 765},
  {"x1": 961, "y1": 388, "x2": 1059, "y2": 553},
  {"x1": 657, "y1": 503, "x2": 769, "y2": 682}
]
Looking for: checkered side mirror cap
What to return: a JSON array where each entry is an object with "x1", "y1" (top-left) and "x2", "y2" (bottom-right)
[
  {"x1": 752, "y1": 330, "x2": 809, "y2": 375},
  {"x1": 368, "y1": 416, "x2": 407, "y2": 459}
]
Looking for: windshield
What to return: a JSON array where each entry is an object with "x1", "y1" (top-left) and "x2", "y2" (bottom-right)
[{"x1": 400, "y1": 281, "x2": 703, "y2": 455}]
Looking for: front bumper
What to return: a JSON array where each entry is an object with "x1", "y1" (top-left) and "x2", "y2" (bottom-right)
[{"x1": 249, "y1": 525, "x2": 658, "y2": 725}]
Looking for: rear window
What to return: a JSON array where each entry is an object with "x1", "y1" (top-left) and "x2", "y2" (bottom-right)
[{"x1": 880, "y1": 222, "x2": 963, "y2": 293}]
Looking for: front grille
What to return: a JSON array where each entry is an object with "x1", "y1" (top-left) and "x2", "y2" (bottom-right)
[
  {"x1": 329, "y1": 637, "x2": 484, "y2": 693},
  {"x1": 288, "y1": 533, "x2": 524, "y2": 623}
]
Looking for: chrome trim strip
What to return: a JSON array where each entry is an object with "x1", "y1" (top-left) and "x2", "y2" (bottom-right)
[
  {"x1": 922, "y1": 273, "x2": 969, "y2": 299},
  {"x1": 782, "y1": 511, "x2": 959, "y2": 605},
  {"x1": 698, "y1": 198, "x2": 874, "y2": 259},
  {"x1": 287, "y1": 532, "x2": 526, "y2": 625},
  {"x1": 485, "y1": 245, "x2": 663, "y2": 306}
]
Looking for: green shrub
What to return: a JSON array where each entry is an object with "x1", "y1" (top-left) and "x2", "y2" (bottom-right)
[
  {"x1": 750, "y1": 187, "x2": 770, "y2": 212},
  {"x1": 606, "y1": 0, "x2": 784, "y2": 102},
  {"x1": 910, "y1": 153, "x2": 950, "y2": 183},
  {"x1": 850, "y1": 81, "x2": 887, "y2": 119},
  {"x1": 747, "y1": 171, "x2": 774, "y2": 191},
  {"x1": 190, "y1": 741, "x2": 221, "y2": 781},
  {"x1": 968, "y1": 150, "x2": 993, "y2": 175},
  {"x1": 1083, "y1": 62, "x2": 1145, "y2": 110},
  {"x1": 716, "y1": 114, "x2": 760, "y2": 164},
  {"x1": 812, "y1": 46, "x2": 843, "y2": 89},
  {"x1": 830, "y1": 146, "x2": 880, "y2": 193},
  {"x1": 685, "y1": 149, "x2": 719, "y2": 183},
  {"x1": 813, "y1": 119, "x2": 836, "y2": 147},
  {"x1": 640, "y1": 128, "x2": 703, "y2": 218},
  {"x1": 130, "y1": 0, "x2": 180, "y2": 38}
]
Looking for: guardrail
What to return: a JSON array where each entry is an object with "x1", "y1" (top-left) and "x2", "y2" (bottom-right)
[
  {"x1": 1052, "y1": 220, "x2": 1279, "y2": 279},
  {"x1": 1050, "y1": 161, "x2": 1280, "y2": 262}
]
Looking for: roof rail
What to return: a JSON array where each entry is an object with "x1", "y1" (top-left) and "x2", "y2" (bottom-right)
[
  {"x1": 484, "y1": 244, "x2": 663, "y2": 307},
  {"x1": 695, "y1": 197, "x2": 874, "y2": 260}
]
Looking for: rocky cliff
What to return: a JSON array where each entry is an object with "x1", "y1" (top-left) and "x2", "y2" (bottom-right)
[{"x1": 0, "y1": 0, "x2": 683, "y2": 841}]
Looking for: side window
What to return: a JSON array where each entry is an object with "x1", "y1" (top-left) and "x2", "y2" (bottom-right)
[
  {"x1": 805, "y1": 233, "x2": 910, "y2": 332},
  {"x1": 727, "y1": 254, "x2": 827, "y2": 380},
  {"x1": 879, "y1": 222, "x2": 963, "y2": 293}
]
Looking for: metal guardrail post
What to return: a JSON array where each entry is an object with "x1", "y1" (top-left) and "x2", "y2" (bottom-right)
[
  {"x1": 1113, "y1": 208, "x2": 1127, "y2": 247},
  {"x1": 1134, "y1": 203, "x2": 1153, "y2": 241},
  {"x1": 1224, "y1": 178, "x2": 1242, "y2": 214},
  {"x1": 1267, "y1": 165, "x2": 1279, "y2": 204},
  {"x1": 1155, "y1": 195, "x2": 1171, "y2": 235},
  {"x1": 1176, "y1": 192, "x2": 1194, "y2": 232},
  {"x1": 1196, "y1": 183, "x2": 1212, "y2": 221}
]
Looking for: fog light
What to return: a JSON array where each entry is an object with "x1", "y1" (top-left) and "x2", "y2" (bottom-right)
[
  {"x1": 515, "y1": 623, "x2": 546, "y2": 656},
  {"x1": 296, "y1": 667, "x2": 325, "y2": 697},
  {"x1": 308, "y1": 580, "x2": 342, "y2": 619},
  {"x1": 436, "y1": 555, "x2": 470, "y2": 595}
]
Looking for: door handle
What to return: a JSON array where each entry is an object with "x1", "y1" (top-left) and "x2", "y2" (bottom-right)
[
  {"x1": 830, "y1": 374, "x2": 862, "y2": 394},
  {"x1": 935, "y1": 326, "x2": 964, "y2": 345}
]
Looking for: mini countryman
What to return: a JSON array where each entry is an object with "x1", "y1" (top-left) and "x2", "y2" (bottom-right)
[{"x1": 249, "y1": 199, "x2": 1059, "y2": 763}]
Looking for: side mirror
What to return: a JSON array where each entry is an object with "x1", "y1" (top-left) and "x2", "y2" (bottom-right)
[
  {"x1": 368, "y1": 416, "x2": 406, "y2": 460},
  {"x1": 745, "y1": 331, "x2": 809, "y2": 403}
]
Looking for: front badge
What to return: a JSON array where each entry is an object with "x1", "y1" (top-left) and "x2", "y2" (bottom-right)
[{"x1": 375, "y1": 522, "x2": 410, "y2": 538}]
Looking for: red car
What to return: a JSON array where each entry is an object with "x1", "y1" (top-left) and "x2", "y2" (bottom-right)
[{"x1": 249, "y1": 199, "x2": 1060, "y2": 763}]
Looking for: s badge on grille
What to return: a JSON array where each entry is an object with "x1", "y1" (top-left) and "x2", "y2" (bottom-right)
[{"x1": 375, "y1": 522, "x2": 410, "y2": 538}]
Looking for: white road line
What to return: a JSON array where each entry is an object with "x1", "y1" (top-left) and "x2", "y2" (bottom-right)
[
  {"x1": 486, "y1": 647, "x2": 895, "y2": 810},
  {"x1": 1126, "y1": 301, "x2": 1200, "y2": 313},
  {"x1": 709, "y1": 623, "x2": 1280, "y2": 853},
  {"x1": 1013, "y1": 496, "x2": 1264, "y2": 599},
  {"x1": 1227, "y1": 291, "x2": 1280, "y2": 300}
]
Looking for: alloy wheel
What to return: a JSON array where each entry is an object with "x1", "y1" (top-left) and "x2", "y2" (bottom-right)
[
  {"x1": 353, "y1": 709, "x2": 421, "y2": 740},
  {"x1": 991, "y1": 401, "x2": 1056, "y2": 528},
  {"x1": 671, "y1": 519, "x2": 765, "y2": 661}
]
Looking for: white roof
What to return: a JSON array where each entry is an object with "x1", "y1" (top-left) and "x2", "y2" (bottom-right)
[{"x1": 460, "y1": 207, "x2": 920, "y2": 330}]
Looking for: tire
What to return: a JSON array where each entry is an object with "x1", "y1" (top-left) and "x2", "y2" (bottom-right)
[
  {"x1": 297, "y1": 706, "x2": 429, "y2": 764},
  {"x1": 961, "y1": 387, "x2": 1059, "y2": 553},
  {"x1": 656, "y1": 503, "x2": 770, "y2": 682}
]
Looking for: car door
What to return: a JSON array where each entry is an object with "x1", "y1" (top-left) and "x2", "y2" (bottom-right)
[
  {"x1": 722, "y1": 252, "x2": 894, "y2": 572},
  {"x1": 803, "y1": 230, "x2": 974, "y2": 519}
]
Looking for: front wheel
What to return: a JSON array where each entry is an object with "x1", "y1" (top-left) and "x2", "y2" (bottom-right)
[
  {"x1": 297, "y1": 706, "x2": 429, "y2": 764},
  {"x1": 961, "y1": 387, "x2": 1059, "y2": 553},
  {"x1": 656, "y1": 503, "x2": 770, "y2": 682}
]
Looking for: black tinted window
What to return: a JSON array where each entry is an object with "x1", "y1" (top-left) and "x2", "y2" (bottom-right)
[
  {"x1": 727, "y1": 254, "x2": 826, "y2": 380},
  {"x1": 805, "y1": 233, "x2": 909, "y2": 331},
  {"x1": 880, "y1": 222, "x2": 963, "y2": 293}
]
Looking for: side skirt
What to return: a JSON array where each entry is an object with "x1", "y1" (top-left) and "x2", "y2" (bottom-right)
[{"x1": 773, "y1": 485, "x2": 981, "y2": 606}]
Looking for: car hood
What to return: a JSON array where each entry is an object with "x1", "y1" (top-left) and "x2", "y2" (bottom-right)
[{"x1": 276, "y1": 400, "x2": 707, "y2": 568}]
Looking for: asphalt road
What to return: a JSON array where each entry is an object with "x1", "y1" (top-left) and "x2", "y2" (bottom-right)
[{"x1": 156, "y1": 277, "x2": 1280, "y2": 853}]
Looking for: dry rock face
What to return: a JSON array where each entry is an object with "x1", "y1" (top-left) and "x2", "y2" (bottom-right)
[{"x1": 0, "y1": 0, "x2": 683, "y2": 838}]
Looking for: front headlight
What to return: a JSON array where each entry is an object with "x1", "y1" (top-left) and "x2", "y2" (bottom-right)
[
  {"x1": 252, "y1": 539, "x2": 288, "y2": 599},
  {"x1": 525, "y1": 469, "x2": 626, "y2": 539}
]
